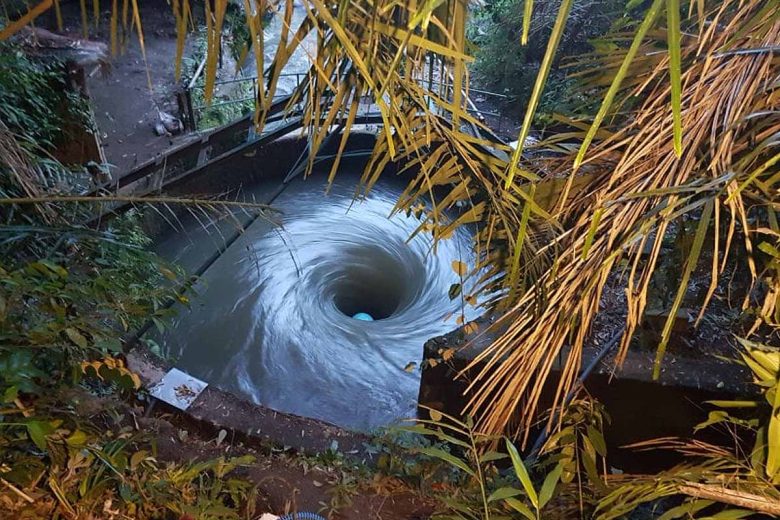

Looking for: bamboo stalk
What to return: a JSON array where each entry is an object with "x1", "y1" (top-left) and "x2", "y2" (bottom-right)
[
  {"x1": 0, "y1": 478, "x2": 35, "y2": 504},
  {"x1": 678, "y1": 482, "x2": 780, "y2": 516}
]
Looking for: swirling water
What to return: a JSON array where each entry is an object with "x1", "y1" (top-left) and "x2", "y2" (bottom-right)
[{"x1": 158, "y1": 172, "x2": 479, "y2": 431}]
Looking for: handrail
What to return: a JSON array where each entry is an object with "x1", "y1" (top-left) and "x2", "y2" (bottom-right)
[
  {"x1": 86, "y1": 111, "x2": 386, "y2": 224},
  {"x1": 87, "y1": 94, "x2": 295, "y2": 197}
]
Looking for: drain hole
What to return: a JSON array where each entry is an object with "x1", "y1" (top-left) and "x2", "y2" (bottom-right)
[
  {"x1": 332, "y1": 251, "x2": 409, "y2": 321},
  {"x1": 328, "y1": 244, "x2": 423, "y2": 322},
  {"x1": 333, "y1": 269, "x2": 405, "y2": 321}
]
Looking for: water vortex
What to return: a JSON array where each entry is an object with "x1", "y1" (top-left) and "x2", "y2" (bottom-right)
[{"x1": 159, "y1": 172, "x2": 479, "y2": 430}]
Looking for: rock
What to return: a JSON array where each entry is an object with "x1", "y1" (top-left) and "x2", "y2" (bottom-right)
[
  {"x1": 508, "y1": 135, "x2": 539, "y2": 150},
  {"x1": 155, "y1": 110, "x2": 184, "y2": 136}
]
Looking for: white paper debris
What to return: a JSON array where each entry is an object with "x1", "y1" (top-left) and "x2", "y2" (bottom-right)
[{"x1": 149, "y1": 368, "x2": 207, "y2": 410}]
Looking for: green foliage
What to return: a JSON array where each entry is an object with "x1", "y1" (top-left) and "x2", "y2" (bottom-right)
[
  {"x1": 0, "y1": 42, "x2": 92, "y2": 151},
  {"x1": 195, "y1": 79, "x2": 256, "y2": 130},
  {"x1": 0, "y1": 416, "x2": 258, "y2": 519},
  {"x1": 182, "y1": 32, "x2": 257, "y2": 130},
  {"x1": 397, "y1": 403, "x2": 609, "y2": 519},
  {"x1": 594, "y1": 342, "x2": 780, "y2": 519},
  {"x1": 223, "y1": 1, "x2": 274, "y2": 66},
  {"x1": 467, "y1": 0, "x2": 623, "y2": 116},
  {"x1": 0, "y1": 212, "x2": 184, "y2": 398},
  {"x1": 0, "y1": 207, "x2": 255, "y2": 517}
]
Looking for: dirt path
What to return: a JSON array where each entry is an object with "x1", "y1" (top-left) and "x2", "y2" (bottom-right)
[
  {"x1": 42, "y1": 1, "x2": 197, "y2": 177},
  {"x1": 144, "y1": 413, "x2": 436, "y2": 519}
]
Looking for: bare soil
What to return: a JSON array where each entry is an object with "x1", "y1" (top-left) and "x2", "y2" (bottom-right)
[{"x1": 143, "y1": 412, "x2": 436, "y2": 520}]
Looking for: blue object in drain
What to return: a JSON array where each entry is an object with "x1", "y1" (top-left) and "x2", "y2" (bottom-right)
[
  {"x1": 278, "y1": 513, "x2": 327, "y2": 520},
  {"x1": 352, "y1": 312, "x2": 374, "y2": 321}
]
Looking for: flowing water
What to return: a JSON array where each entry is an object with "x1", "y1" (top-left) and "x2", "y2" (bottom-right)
[{"x1": 157, "y1": 172, "x2": 479, "y2": 431}]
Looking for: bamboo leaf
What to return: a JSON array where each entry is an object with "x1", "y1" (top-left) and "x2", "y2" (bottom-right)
[
  {"x1": 306, "y1": 0, "x2": 396, "y2": 156},
  {"x1": 701, "y1": 510, "x2": 755, "y2": 519},
  {"x1": 53, "y1": 0, "x2": 63, "y2": 31},
  {"x1": 480, "y1": 451, "x2": 508, "y2": 463},
  {"x1": 581, "y1": 206, "x2": 604, "y2": 260},
  {"x1": 129, "y1": 0, "x2": 153, "y2": 93},
  {"x1": 767, "y1": 369, "x2": 780, "y2": 482},
  {"x1": 0, "y1": 1, "x2": 53, "y2": 41},
  {"x1": 521, "y1": 0, "x2": 534, "y2": 46},
  {"x1": 80, "y1": 0, "x2": 88, "y2": 38},
  {"x1": 505, "y1": 497, "x2": 536, "y2": 520},
  {"x1": 488, "y1": 486, "x2": 523, "y2": 502},
  {"x1": 417, "y1": 447, "x2": 476, "y2": 476},
  {"x1": 657, "y1": 500, "x2": 715, "y2": 520},
  {"x1": 111, "y1": 0, "x2": 119, "y2": 55},
  {"x1": 666, "y1": 0, "x2": 682, "y2": 156},
  {"x1": 586, "y1": 424, "x2": 607, "y2": 457},
  {"x1": 704, "y1": 400, "x2": 759, "y2": 408},
  {"x1": 505, "y1": 0, "x2": 573, "y2": 188},
  {"x1": 573, "y1": 0, "x2": 664, "y2": 172},
  {"x1": 653, "y1": 199, "x2": 713, "y2": 379},
  {"x1": 505, "y1": 438, "x2": 538, "y2": 509},
  {"x1": 506, "y1": 185, "x2": 535, "y2": 298},
  {"x1": 538, "y1": 463, "x2": 563, "y2": 508}
]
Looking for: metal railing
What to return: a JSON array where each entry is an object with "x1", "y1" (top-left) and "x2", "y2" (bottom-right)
[
  {"x1": 178, "y1": 71, "x2": 513, "y2": 134},
  {"x1": 178, "y1": 72, "x2": 310, "y2": 131}
]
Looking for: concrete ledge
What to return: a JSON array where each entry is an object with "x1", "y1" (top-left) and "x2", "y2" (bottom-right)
[
  {"x1": 127, "y1": 347, "x2": 371, "y2": 457},
  {"x1": 418, "y1": 315, "x2": 755, "y2": 472}
]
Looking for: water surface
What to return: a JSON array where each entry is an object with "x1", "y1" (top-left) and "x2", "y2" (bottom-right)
[{"x1": 158, "y1": 172, "x2": 479, "y2": 430}]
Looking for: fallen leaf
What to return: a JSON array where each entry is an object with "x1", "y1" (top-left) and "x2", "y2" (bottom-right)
[{"x1": 451, "y1": 260, "x2": 468, "y2": 277}]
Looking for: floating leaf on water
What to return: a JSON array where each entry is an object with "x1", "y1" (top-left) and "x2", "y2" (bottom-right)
[
  {"x1": 403, "y1": 361, "x2": 417, "y2": 372},
  {"x1": 451, "y1": 260, "x2": 467, "y2": 277},
  {"x1": 463, "y1": 322, "x2": 479, "y2": 335}
]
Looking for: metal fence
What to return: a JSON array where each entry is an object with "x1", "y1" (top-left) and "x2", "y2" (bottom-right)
[
  {"x1": 177, "y1": 72, "x2": 308, "y2": 131},
  {"x1": 178, "y1": 72, "x2": 513, "y2": 134}
]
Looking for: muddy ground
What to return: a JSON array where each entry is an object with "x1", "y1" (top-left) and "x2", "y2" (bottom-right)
[{"x1": 145, "y1": 410, "x2": 436, "y2": 520}]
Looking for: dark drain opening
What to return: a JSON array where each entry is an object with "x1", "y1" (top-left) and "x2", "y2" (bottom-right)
[
  {"x1": 332, "y1": 248, "x2": 410, "y2": 320},
  {"x1": 328, "y1": 244, "x2": 423, "y2": 321},
  {"x1": 333, "y1": 268, "x2": 405, "y2": 320}
]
